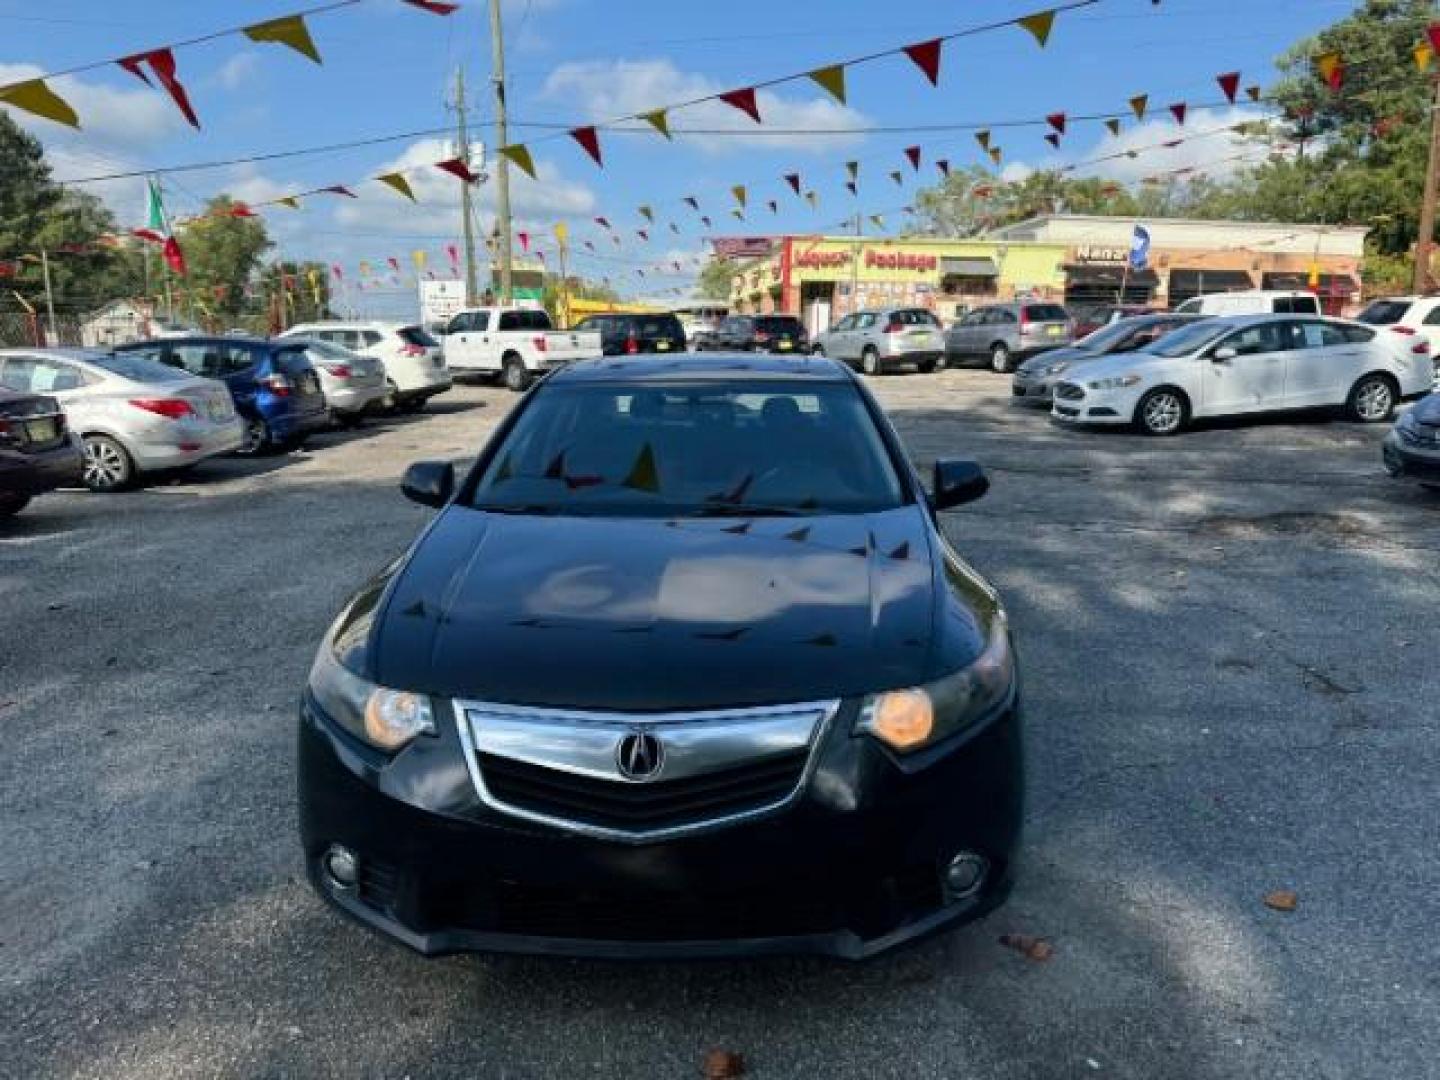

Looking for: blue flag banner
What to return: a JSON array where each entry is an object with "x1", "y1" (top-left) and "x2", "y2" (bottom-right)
[{"x1": 1130, "y1": 224, "x2": 1151, "y2": 270}]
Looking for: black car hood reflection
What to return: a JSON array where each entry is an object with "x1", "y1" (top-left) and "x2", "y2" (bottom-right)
[{"x1": 372, "y1": 505, "x2": 962, "y2": 711}]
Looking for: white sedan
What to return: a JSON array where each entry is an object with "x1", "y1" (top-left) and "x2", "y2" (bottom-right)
[{"x1": 1051, "y1": 315, "x2": 1435, "y2": 436}]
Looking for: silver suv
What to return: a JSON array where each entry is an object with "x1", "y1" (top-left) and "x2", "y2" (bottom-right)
[
  {"x1": 943, "y1": 301, "x2": 1074, "y2": 373},
  {"x1": 811, "y1": 308, "x2": 945, "y2": 375}
]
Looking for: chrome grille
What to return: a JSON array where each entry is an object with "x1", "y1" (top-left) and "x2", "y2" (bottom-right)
[{"x1": 453, "y1": 699, "x2": 837, "y2": 843}]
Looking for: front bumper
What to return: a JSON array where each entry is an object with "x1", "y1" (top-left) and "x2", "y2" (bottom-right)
[
  {"x1": 0, "y1": 436, "x2": 84, "y2": 496},
  {"x1": 1011, "y1": 373, "x2": 1056, "y2": 404},
  {"x1": 1051, "y1": 385, "x2": 1138, "y2": 426},
  {"x1": 1383, "y1": 428, "x2": 1440, "y2": 483},
  {"x1": 298, "y1": 693, "x2": 1022, "y2": 960}
]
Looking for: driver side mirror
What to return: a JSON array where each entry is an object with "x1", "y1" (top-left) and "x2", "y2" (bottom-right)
[
  {"x1": 1212, "y1": 345, "x2": 1238, "y2": 362},
  {"x1": 401, "y1": 460, "x2": 455, "y2": 509},
  {"x1": 932, "y1": 459, "x2": 989, "y2": 511}
]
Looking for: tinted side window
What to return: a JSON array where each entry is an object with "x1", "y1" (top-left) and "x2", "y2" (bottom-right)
[
  {"x1": 1225, "y1": 323, "x2": 1290, "y2": 354},
  {"x1": 498, "y1": 311, "x2": 521, "y2": 331},
  {"x1": 272, "y1": 347, "x2": 313, "y2": 376},
  {"x1": 994, "y1": 309, "x2": 1018, "y2": 324},
  {"x1": 1024, "y1": 304, "x2": 1068, "y2": 322},
  {"x1": 446, "y1": 314, "x2": 471, "y2": 335},
  {"x1": 169, "y1": 344, "x2": 219, "y2": 377},
  {"x1": 1341, "y1": 324, "x2": 1376, "y2": 343},
  {"x1": 1424, "y1": 307, "x2": 1440, "y2": 326},
  {"x1": 361, "y1": 330, "x2": 383, "y2": 346},
  {"x1": 219, "y1": 344, "x2": 259, "y2": 375}
]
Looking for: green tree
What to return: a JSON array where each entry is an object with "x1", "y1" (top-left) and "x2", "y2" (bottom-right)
[
  {"x1": 696, "y1": 257, "x2": 734, "y2": 300},
  {"x1": 912, "y1": 165, "x2": 1144, "y2": 236},
  {"x1": 176, "y1": 196, "x2": 272, "y2": 326},
  {"x1": 544, "y1": 274, "x2": 620, "y2": 323}
]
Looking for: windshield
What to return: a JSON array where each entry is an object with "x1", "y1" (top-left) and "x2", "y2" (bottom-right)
[
  {"x1": 755, "y1": 317, "x2": 802, "y2": 333},
  {"x1": 1146, "y1": 320, "x2": 1228, "y2": 358},
  {"x1": 1356, "y1": 300, "x2": 1411, "y2": 325},
  {"x1": 89, "y1": 354, "x2": 188, "y2": 383},
  {"x1": 1074, "y1": 320, "x2": 1144, "y2": 352},
  {"x1": 469, "y1": 380, "x2": 906, "y2": 517}
]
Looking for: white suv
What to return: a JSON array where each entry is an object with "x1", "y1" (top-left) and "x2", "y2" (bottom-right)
[
  {"x1": 1356, "y1": 296, "x2": 1440, "y2": 388},
  {"x1": 279, "y1": 321, "x2": 450, "y2": 412}
]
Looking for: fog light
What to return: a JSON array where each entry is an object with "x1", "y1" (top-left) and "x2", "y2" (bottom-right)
[
  {"x1": 944, "y1": 851, "x2": 988, "y2": 899},
  {"x1": 323, "y1": 844, "x2": 359, "y2": 889}
]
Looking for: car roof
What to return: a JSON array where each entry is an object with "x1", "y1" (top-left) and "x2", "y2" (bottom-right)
[
  {"x1": 0, "y1": 346, "x2": 115, "y2": 363},
  {"x1": 549, "y1": 354, "x2": 851, "y2": 384}
]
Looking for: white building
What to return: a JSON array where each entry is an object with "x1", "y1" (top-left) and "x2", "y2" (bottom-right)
[{"x1": 80, "y1": 300, "x2": 154, "y2": 348}]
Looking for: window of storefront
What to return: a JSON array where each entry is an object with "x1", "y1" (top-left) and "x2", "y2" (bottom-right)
[
  {"x1": 1063, "y1": 265, "x2": 1159, "y2": 308},
  {"x1": 1166, "y1": 269, "x2": 1254, "y2": 309}
]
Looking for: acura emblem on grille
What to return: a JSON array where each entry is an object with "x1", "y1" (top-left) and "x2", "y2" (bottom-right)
[{"x1": 615, "y1": 731, "x2": 664, "y2": 781}]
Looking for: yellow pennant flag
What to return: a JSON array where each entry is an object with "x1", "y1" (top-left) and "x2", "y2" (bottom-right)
[
  {"x1": 0, "y1": 78, "x2": 80, "y2": 129},
  {"x1": 1129, "y1": 94, "x2": 1149, "y2": 120},
  {"x1": 359, "y1": 260, "x2": 372, "y2": 277},
  {"x1": 499, "y1": 144, "x2": 537, "y2": 179},
  {"x1": 1017, "y1": 9, "x2": 1057, "y2": 47},
  {"x1": 1315, "y1": 51, "x2": 1343, "y2": 89},
  {"x1": 244, "y1": 15, "x2": 322, "y2": 64},
  {"x1": 731, "y1": 184, "x2": 747, "y2": 208},
  {"x1": 869, "y1": 215, "x2": 885, "y2": 229},
  {"x1": 988, "y1": 146, "x2": 1003, "y2": 166},
  {"x1": 975, "y1": 130, "x2": 991, "y2": 152},
  {"x1": 553, "y1": 220, "x2": 569, "y2": 247},
  {"x1": 808, "y1": 64, "x2": 846, "y2": 104},
  {"x1": 638, "y1": 205, "x2": 654, "y2": 223},
  {"x1": 1416, "y1": 42, "x2": 1434, "y2": 72},
  {"x1": 377, "y1": 172, "x2": 416, "y2": 201},
  {"x1": 845, "y1": 160, "x2": 859, "y2": 180},
  {"x1": 641, "y1": 109, "x2": 671, "y2": 138},
  {"x1": 275, "y1": 196, "x2": 301, "y2": 209},
  {"x1": 1308, "y1": 262, "x2": 1321, "y2": 289},
  {"x1": 307, "y1": 268, "x2": 322, "y2": 305},
  {"x1": 412, "y1": 250, "x2": 427, "y2": 271}
]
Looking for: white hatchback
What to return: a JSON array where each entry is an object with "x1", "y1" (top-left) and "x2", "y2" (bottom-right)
[
  {"x1": 279, "y1": 321, "x2": 450, "y2": 412},
  {"x1": 1051, "y1": 314, "x2": 1434, "y2": 436}
]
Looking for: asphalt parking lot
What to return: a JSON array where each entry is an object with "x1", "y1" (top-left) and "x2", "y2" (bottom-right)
[{"x1": 4, "y1": 369, "x2": 1438, "y2": 1079}]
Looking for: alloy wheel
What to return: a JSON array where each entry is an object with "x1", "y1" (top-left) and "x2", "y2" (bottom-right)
[
  {"x1": 991, "y1": 345, "x2": 1012, "y2": 373},
  {"x1": 1141, "y1": 391, "x2": 1184, "y2": 435},
  {"x1": 1353, "y1": 378, "x2": 1394, "y2": 422},
  {"x1": 83, "y1": 436, "x2": 130, "y2": 491},
  {"x1": 238, "y1": 417, "x2": 268, "y2": 456},
  {"x1": 862, "y1": 348, "x2": 880, "y2": 375}
]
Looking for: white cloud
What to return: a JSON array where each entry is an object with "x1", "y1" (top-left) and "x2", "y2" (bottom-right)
[
  {"x1": 210, "y1": 54, "x2": 260, "y2": 92},
  {"x1": 540, "y1": 59, "x2": 869, "y2": 155},
  {"x1": 0, "y1": 62, "x2": 185, "y2": 149}
]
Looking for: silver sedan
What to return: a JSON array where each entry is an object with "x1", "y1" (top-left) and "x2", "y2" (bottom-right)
[
  {"x1": 0, "y1": 348, "x2": 243, "y2": 491},
  {"x1": 289, "y1": 338, "x2": 389, "y2": 426}
]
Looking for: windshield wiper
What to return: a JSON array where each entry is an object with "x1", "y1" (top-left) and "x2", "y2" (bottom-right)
[
  {"x1": 473, "y1": 504, "x2": 562, "y2": 516},
  {"x1": 690, "y1": 503, "x2": 806, "y2": 518}
]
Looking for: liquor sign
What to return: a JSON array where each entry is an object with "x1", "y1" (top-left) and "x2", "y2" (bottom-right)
[
  {"x1": 864, "y1": 250, "x2": 939, "y2": 271},
  {"x1": 711, "y1": 237, "x2": 777, "y2": 259}
]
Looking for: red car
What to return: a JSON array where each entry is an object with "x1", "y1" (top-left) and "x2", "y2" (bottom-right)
[{"x1": 1072, "y1": 304, "x2": 1156, "y2": 339}]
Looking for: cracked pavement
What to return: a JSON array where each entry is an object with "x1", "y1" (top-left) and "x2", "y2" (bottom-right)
[{"x1": 2, "y1": 370, "x2": 1438, "y2": 1079}]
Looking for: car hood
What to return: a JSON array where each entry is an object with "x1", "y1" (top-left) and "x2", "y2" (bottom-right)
[
  {"x1": 1409, "y1": 392, "x2": 1440, "y2": 424},
  {"x1": 1017, "y1": 345, "x2": 1099, "y2": 374},
  {"x1": 1060, "y1": 350, "x2": 1170, "y2": 383},
  {"x1": 370, "y1": 505, "x2": 946, "y2": 711}
]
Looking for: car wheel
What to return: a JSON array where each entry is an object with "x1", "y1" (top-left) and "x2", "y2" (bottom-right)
[
  {"x1": 503, "y1": 354, "x2": 532, "y2": 393},
  {"x1": 399, "y1": 395, "x2": 428, "y2": 414},
  {"x1": 861, "y1": 347, "x2": 881, "y2": 376},
  {"x1": 0, "y1": 493, "x2": 31, "y2": 517},
  {"x1": 990, "y1": 343, "x2": 1014, "y2": 374},
  {"x1": 82, "y1": 434, "x2": 134, "y2": 491},
  {"x1": 1134, "y1": 387, "x2": 1189, "y2": 436},
  {"x1": 334, "y1": 410, "x2": 365, "y2": 429},
  {"x1": 237, "y1": 416, "x2": 271, "y2": 456},
  {"x1": 1347, "y1": 374, "x2": 1396, "y2": 423},
  {"x1": 381, "y1": 380, "x2": 401, "y2": 412},
  {"x1": 917, "y1": 357, "x2": 938, "y2": 374}
]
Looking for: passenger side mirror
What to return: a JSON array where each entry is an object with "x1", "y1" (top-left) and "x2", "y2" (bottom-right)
[
  {"x1": 1212, "y1": 345, "x2": 1238, "y2": 362},
  {"x1": 401, "y1": 460, "x2": 455, "y2": 509},
  {"x1": 932, "y1": 459, "x2": 989, "y2": 511}
]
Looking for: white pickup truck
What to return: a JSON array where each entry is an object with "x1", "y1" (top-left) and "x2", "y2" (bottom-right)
[{"x1": 439, "y1": 306, "x2": 603, "y2": 391}]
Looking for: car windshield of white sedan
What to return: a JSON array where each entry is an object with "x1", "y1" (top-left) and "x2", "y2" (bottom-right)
[
  {"x1": 470, "y1": 381, "x2": 907, "y2": 516},
  {"x1": 1147, "y1": 321, "x2": 1229, "y2": 358}
]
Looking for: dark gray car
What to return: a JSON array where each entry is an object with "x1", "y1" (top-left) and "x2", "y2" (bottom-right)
[
  {"x1": 943, "y1": 301, "x2": 1074, "y2": 374},
  {"x1": 1012, "y1": 314, "x2": 1203, "y2": 405}
]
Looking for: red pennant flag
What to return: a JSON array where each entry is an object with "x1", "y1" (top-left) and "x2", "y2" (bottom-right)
[
  {"x1": 683, "y1": 196, "x2": 700, "y2": 211},
  {"x1": 1046, "y1": 112, "x2": 1067, "y2": 135},
  {"x1": 902, "y1": 38, "x2": 943, "y2": 86},
  {"x1": 435, "y1": 158, "x2": 478, "y2": 183},
  {"x1": 322, "y1": 185, "x2": 358, "y2": 198},
  {"x1": 594, "y1": 216, "x2": 611, "y2": 229},
  {"x1": 162, "y1": 236, "x2": 186, "y2": 276},
  {"x1": 401, "y1": 0, "x2": 460, "y2": 13},
  {"x1": 119, "y1": 49, "x2": 200, "y2": 128},
  {"x1": 1217, "y1": 71, "x2": 1241, "y2": 104},
  {"x1": 387, "y1": 257, "x2": 401, "y2": 274},
  {"x1": 766, "y1": 200, "x2": 778, "y2": 214},
  {"x1": 718, "y1": 87, "x2": 762, "y2": 124},
  {"x1": 784, "y1": 173, "x2": 801, "y2": 195},
  {"x1": 904, "y1": 145, "x2": 921, "y2": 171},
  {"x1": 1429, "y1": 24, "x2": 1440, "y2": 54},
  {"x1": 1045, "y1": 132, "x2": 1060, "y2": 148},
  {"x1": 569, "y1": 126, "x2": 603, "y2": 167},
  {"x1": 330, "y1": 264, "x2": 343, "y2": 281},
  {"x1": 583, "y1": 240, "x2": 595, "y2": 252},
  {"x1": 637, "y1": 229, "x2": 649, "y2": 241},
  {"x1": 1169, "y1": 103, "x2": 1188, "y2": 125},
  {"x1": 700, "y1": 215, "x2": 713, "y2": 228},
  {"x1": 517, "y1": 231, "x2": 530, "y2": 253},
  {"x1": 229, "y1": 203, "x2": 256, "y2": 218},
  {"x1": 937, "y1": 159, "x2": 950, "y2": 177},
  {"x1": 446, "y1": 243, "x2": 459, "y2": 266}
]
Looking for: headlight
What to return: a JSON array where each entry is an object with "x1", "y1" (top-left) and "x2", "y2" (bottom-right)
[
  {"x1": 1088, "y1": 374, "x2": 1142, "y2": 390},
  {"x1": 307, "y1": 643, "x2": 435, "y2": 751},
  {"x1": 857, "y1": 618, "x2": 1015, "y2": 754},
  {"x1": 1044, "y1": 361, "x2": 1070, "y2": 376}
]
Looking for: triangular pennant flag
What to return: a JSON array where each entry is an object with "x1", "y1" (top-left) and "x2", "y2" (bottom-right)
[
  {"x1": 767, "y1": 200, "x2": 778, "y2": 214},
  {"x1": 637, "y1": 229, "x2": 649, "y2": 242},
  {"x1": 988, "y1": 147, "x2": 1003, "y2": 166},
  {"x1": 119, "y1": 49, "x2": 200, "y2": 128},
  {"x1": 1428, "y1": 23, "x2": 1440, "y2": 53},
  {"x1": 162, "y1": 236, "x2": 186, "y2": 276},
  {"x1": 276, "y1": 196, "x2": 301, "y2": 209},
  {"x1": 937, "y1": 159, "x2": 950, "y2": 177},
  {"x1": 904, "y1": 145, "x2": 921, "y2": 171},
  {"x1": 975, "y1": 130, "x2": 991, "y2": 151},
  {"x1": 1017, "y1": 9, "x2": 1057, "y2": 47},
  {"x1": 229, "y1": 203, "x2": 257, "y2": 218},
  {"x1": 683, "y1": 196, "x2": 699, "y2": 211},
  {"x1": 718, "y1": 87, "x2": 762, "y2": 124},
  {"x1": 401, "y1": 0, "x2": 459, "y2": 12},
  {"x1": 1315, "y1": 51, "x2": 1343, "y2": 92},
  {"x1": 594, "y1": 215, "x2": 611, "y2": 229},
  {"x1": 387, "y1": 257, "x2": 401, "y2": 274},
  {"x1": 1169, "y1": 102, "x2": 1188, "y2": 125},
  {"x1": 1046, "y1": 112, "x2": 1067, "y2": 135},
  {"x1": 845, "y1": 181, "x2": 857, "y2": 196},
  {"x1": 1045, "y1": 132, "x2": 1060, "y2": 148},
  {"x1": 700, "y1": 215, "x2": 713, "y2": 228},
  {"x1": 641, "y1": 109, "x2": 671, "y2": 138},
  {"x1": 784, "y1": 173, "x2": 801, "y2": 195},
  {"x1": 412, "y1": 250, "x2": 427, "y2": 271},
  {"x1": 805, "y1": 191, "x2": 818, "y2": 209},
  {"x1": 639, "y1": 205, "x2": 654, "y2": 222},
  {"x1": 808, "y1": 64, "x2": 846, "y2": 104},
  {"x1": 322, "y1": 184, "x2": 358, "y2": 198},
  {"x1": 1217, "y1": 71, "x2": 1240, "y2": 104},
  {"x1": 498, "y1": 144, "x2": 537, "y2": 179},
  {"x1": 889, "y1": 170, "x2": 903, "y2": 186},
  {"x1": 902, "y1": 39, "x2": 942, "y2": 86},
  {"x1": 569, "y1": 125, "x2": 603, "y2": 167},
  {"x1": 869, "y1": 214, "x2": 885, "y2": 229},
  {"x1": 517, "y1": 231, "x2": 530, "y2": 253},
  {"x1": 377, "y1": 172, "x2": 416, "y2": 201},
  {"x1": 1415, "y1": 42, "x2": 1434, "y2": 72},
  {"x1": 668, "y1": 221, "x2": 679, "y2": 234},
  {"x1": 583, "y1": 240, "x2": 595, "y2": 252},
  {"x1": 731, "y1": 209, "x2": 745, "y2": 221},
  {"x1": 1246, "y1": 85, "x2": 1262, "y2": 102},
  {"x1": 1129, "y1": 94, "x2": 1148, "y2": 120},
  {"x1": 0, "y1": 78, "x2": 79, "y2": 129},
  {"x1": 731, "y1": 184, "x2": 747, "y2": 208},
  {"x1": 244, "y1": 15, "x2": 322, "y2": 64},
  {"x1": 1104, "y1": 118, "x2": 1121, "y2": 136}
]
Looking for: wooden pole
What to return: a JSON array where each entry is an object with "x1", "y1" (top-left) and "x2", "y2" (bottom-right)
[{"x1": 1414, "y1": 76, "x2": 1440, "y2": 294}]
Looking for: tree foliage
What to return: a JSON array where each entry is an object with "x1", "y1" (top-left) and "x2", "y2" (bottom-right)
[
  {"x1": 176, "y1": 197, "x2": 273, "y2": 325},
  {"x1": 695, "y1": 258, "x2": 735, "y2": 300}
]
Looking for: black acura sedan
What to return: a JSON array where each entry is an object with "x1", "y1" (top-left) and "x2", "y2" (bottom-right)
[{"x1": 299, "y1": 355, "x2": 1022, "y2": 959}]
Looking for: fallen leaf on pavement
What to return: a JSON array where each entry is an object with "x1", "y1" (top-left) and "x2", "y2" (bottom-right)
[
  {"x1": 1264, "y1": 890, "x2": 1298, "y2": 912},
  {"x1": 1000, "y1": 933, "x2": 1055, "y2": 961},
  {"x1": 702, "y1": 1049, "x2": 746, "y2": 1078}
]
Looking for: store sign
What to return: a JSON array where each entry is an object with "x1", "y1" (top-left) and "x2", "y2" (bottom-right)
[
  {"x1": 1075, "y1": 245, "x2": 1129, "y2": 264},
  {"x1": 864, "y1": 250, "x2": 939, "y2": 271},
  {"x1": 794, "y1": 250, "x2": 852, "y2": 269},
  {"x1": 711, "y1": 237, "x2": 776, "y2": 259}
]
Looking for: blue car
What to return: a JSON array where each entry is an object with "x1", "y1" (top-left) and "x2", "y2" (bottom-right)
[{"x1": 119, "y1": 336, "x2": 329, "y2": 454}]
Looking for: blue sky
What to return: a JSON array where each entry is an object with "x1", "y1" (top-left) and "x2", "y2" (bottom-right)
[{"x1": 2, "y1": 0, "x2": 1353, "y2": 310}]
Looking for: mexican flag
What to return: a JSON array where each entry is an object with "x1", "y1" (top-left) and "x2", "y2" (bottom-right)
[{"x1": 132, "y1": 178, "x2": 186, "y2": 276}]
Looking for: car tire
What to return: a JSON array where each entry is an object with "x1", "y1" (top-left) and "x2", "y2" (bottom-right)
[
  {"x1": 1134, "y1": 387, "x2": 1189, "y2": 436},
  {"x1": 381, "y1": 380, "x2": 401, "y2": 413},
  {"x1": 399, "y1": 395, "x2": 428, "y2": 414},
  {"x1": 334, "y1": 410, "x2": 365, "y2": 429},
  {"x1": 0, "y1": 493, "x2": 31, "y2": 517},
  {"x1": 861, "y1": 347, "x2": 881, "y2": 376},
  {"x1": 990, "y1": 343, "x2": 1015, "y2": 374},
  {"x1": 237, "y1": 416, "x2": 272, "y2": 457},
  {"x1": 82, "y1": 434, "x2": 135, "y2": 491},
  {"x1": 917, "y1": 357, "x2": 938, "y2": 374},
  {"x1": 503, "y1": 354, "x2": 532, "y2": 393},
  {"x1": 811, "y1": 345, "x2": 825, "y2": 357},
  {"x1": 1346, "y1": 373, "x2": 1396, "y2": 423}
]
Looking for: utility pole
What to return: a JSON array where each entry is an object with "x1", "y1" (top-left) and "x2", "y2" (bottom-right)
[
  {"x1": 1415, "y1": 76, "x2": 1440, "y2": 294},
  {"x1": 849, "y1": 211, "x2": 862, "y2": 317},
  {"x1": 38, "y1": 248, "x2": 57, "y2": 345},
  {"x1": 450, "y1": 67, "x2": 480, "y2": 305},
  {"x1": 488, "y1": 0, "x2": 514, "y2": 304}
]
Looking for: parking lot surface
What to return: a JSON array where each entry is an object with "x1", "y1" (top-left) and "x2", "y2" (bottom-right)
[{"x1": 4, "y1": 371, "x2": 1438, "y2": 1079}]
